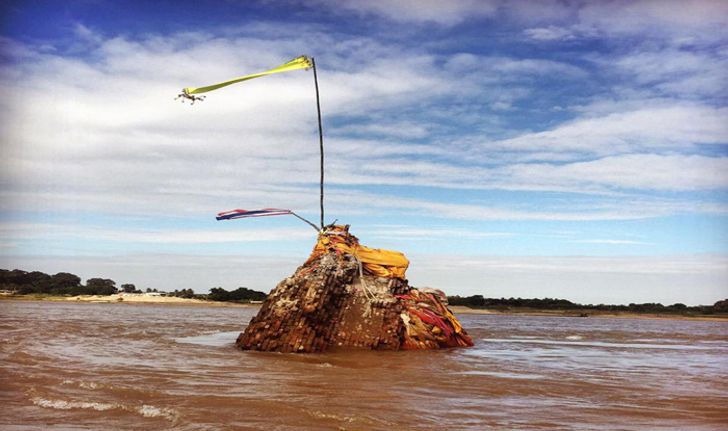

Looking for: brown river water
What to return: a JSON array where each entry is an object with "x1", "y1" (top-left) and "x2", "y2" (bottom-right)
[{"x1": 1, "y1": 301, "x2": 726, "y2": 430}]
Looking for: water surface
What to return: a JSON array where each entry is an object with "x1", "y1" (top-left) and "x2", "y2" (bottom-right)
[{"x1": 1, "y1": 301, "x2": 726, "y2": 430}]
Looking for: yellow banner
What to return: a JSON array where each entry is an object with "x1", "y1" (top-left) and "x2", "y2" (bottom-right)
[{"x1": 183, "y1": 55, "x2": 312, "y2": 95}]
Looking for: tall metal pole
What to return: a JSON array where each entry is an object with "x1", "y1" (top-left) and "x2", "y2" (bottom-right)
[{"x1": 312, "y1": 57, "x2": 325, "y2": 229}]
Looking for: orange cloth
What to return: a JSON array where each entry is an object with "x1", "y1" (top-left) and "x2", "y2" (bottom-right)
[{"x1": 307, "y1": 225, "x2": 409, "y2": 279}]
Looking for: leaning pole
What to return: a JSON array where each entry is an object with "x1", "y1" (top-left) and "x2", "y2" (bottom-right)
[
  {"x1": 312, "y1": 57, "x2": 325, "y2": 229},
  {"x1": 177, "y1": 55, "x2": 325, "y2": 229}
]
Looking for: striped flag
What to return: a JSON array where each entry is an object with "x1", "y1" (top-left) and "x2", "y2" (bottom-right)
[{"x1": 216, "y1": 208, "x2": 293, "y2": 221}]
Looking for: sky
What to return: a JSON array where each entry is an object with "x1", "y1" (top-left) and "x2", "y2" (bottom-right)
[{"x1": 1, "y1": 0, "x2": 727, "y2": 305}]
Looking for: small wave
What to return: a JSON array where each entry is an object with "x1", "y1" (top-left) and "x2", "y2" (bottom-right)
[
  {"x1": 32, "y1": 397, "x2": 116, "y2": 411},
  {"x1": 458, "y1": 370, "x2": 546, "y2": 380},
  {"x1": 79, "y1": 381, "x2": 102, "y2": 390},
  {"x1": 308, "y1": 410, "x2": 355, "y2": 423},
  {"x1": 307, "y1": 409, "x2": 396, "y2": 428},
  {"x1": 565, "y1": 335, "x2": 583, "y2": 340},
  {"x1": 32, "y1": 397, "x2": 177, "y2": 421},
  {"x1": 137, "y1": 405, "x2": 177, "y2": 421},
  {"x1": 60, "y1": 379, "x2": 104, "y2": 390}
]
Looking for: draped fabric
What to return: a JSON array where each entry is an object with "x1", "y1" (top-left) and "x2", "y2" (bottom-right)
[{"x1": 306, "y1": 225, "x2": 410, "y2": 279}]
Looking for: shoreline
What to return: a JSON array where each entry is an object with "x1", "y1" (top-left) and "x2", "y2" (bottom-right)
[
  {"x1": 0, "y1": 293, "x2": 258, "y2": 308},
  {"x1": 3, "y1": 295, "x2": 726, "y2": 321},
  {"x1": 449, "y1": 305, "x2": 728, "y2": 322}
]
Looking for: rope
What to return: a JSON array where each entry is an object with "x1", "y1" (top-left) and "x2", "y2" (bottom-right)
[{"x1": 354, "y1": 253, "x2": 376, "y2": 301}]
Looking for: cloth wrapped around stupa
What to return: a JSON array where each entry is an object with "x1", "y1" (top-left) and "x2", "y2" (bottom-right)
[{"x1": 236, "y1": 225, "x2": 473, "y2": 353}]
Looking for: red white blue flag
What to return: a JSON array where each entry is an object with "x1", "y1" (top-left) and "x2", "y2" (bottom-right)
[{"x1": 216, "y1": 208, "x2": 293, "y2": 221}]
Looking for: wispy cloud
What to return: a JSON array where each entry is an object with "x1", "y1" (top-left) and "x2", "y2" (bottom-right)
[
  {"x1": 314, "y1": 0, "x2": 499, "y2": 26},
  {"x1": 366, "y1": 226, "x2": 513, "y2": 241},
  {"x1": 573, "y1": 239, "x2": 651, "y2": 245},
  {"x1": 522, "y1": 0, "x2": 728, "y2": 43},
  {"x1": 489, "y1": 105, "x2": 728, "y2": 156},
  {"x1": 0, "y1": 223, "x2": 313, "y2": 245},
  {"x1": 523, "y1": 26, "x2": 577, "y2": 41}
]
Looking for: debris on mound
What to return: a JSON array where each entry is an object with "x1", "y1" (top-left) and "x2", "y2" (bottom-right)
[{"x1": 236, "y1": 225, "x2": 473, "y2": 353}]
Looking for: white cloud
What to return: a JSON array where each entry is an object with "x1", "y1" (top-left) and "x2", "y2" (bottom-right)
[
  {"x1": 573, "y1": 239, "x2": 650, "y2": 245},
  {"x1": 0, "y1": 223, "x2": 313, "y2": 245},
  {"x1": 501, "y1": 154, "x2": 728, "y2": 192},
  {"x1": 610, "y1": 48, "x2": 728, "y2": 98},
  {"x1": 443, "y1": 53, "x2": 587, "y2": 83},
  {"x1": 366, "y1": 226, "x2": 513, "y2": 241},
  {"x1": 327, "y1": 151, "x2": 728, "y2": 193},
  {"x1": 490, "y1": 105, "x2": 728, "y2": 155},
  {"x1": 317, "y1": 0, "x2": 499, "y2": 26},
  {"x1": 1, "y1": 18, "x2": 726, "y2": 230},
  {"x1": 333, "y1": 122, "x2": 430, "y2": 139},
  {"x1": 522, "y1": 0, "x2": 728, "y2": 43},
  {"x1": 523, "y1": 26, "x2": 576, "y2": 41},
  {"x1": 577, "y1": 0, "x2": 728, "y2": 40}
]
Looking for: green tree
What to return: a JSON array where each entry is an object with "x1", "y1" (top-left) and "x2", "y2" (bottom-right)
[
  {"x1": 713, "y1": 299, "x2": 728, "y2": 313},
  {"x1": 208, "y1": 287, "x2": 266, "y2": 302},
  {"x1": 121, "y1": 283, "x2": 136, "y2": 293},
  {"x1": 26, "y1": 271, "x2": 52, "y2": 293},
  {"x1": 85, "y1": 278, "x2": 117, "y2": 295},
  {"x1": 50, "y1": 272, "x2": 81, "y2": 294},
  {"x1": 208, "y1": 287, "x2": 230, "y2": 301}
]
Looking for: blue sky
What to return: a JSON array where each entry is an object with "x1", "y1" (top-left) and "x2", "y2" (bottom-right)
[{"x1": 1, "y1": 0, "x2": 727, "y2": 304}]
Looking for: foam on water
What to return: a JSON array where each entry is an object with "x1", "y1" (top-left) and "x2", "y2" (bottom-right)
[
  {"x1": 31, "y1": 397, "x2": 177, "y2": 421},
  {"x1": 79, "y1": 381, "x2": 101, "y2": 390},
  {"x1": 32, "y1": 398, "x2": 117, "y2": 411},
  {"x1": 137, "y1": 405, "x2": 178, "y2": 421}
]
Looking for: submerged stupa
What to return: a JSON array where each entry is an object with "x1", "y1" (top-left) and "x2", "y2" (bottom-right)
[
  {"x1": 236, "y1": 225, "x2": 473, "y2": 353},
  {"x1": 179, "y1": 58, "x2": 470, "y2": 352}
]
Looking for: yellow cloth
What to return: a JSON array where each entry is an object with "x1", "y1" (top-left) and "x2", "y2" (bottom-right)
[
  {"x1": 308, "y1": 226, "x2": 409, "y2": 279},
  {"x1": 183, "y1": 56, "x2": 312, "y2": 95}
]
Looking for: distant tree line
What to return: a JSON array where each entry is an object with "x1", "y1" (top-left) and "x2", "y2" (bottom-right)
[
  {"x1": 1, "y1": 268, "x2": 268, "y2": 302},
  {"x1": 0, "y1": 269, "x2": 126, "y2": 296},
  {"x1": 155, "y1": 287, "x2": 266, "y2": 302},
  {"x1": 10, "y1": 267, "x2": 722, "y2": 313},
  {"x1": 208, "y1": 287, "x2": 267, "y2": 302},
  {"x1": 447, "y1": 295, "x2": 728, "y2": 315},
  {"x1": 168, "y1": 288, "x2": 196, "y2": 299}
]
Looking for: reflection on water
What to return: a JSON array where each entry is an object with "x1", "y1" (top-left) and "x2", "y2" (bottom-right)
[{"x1": 1, "y1": 301, "x2": 727, "y2": 430}]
